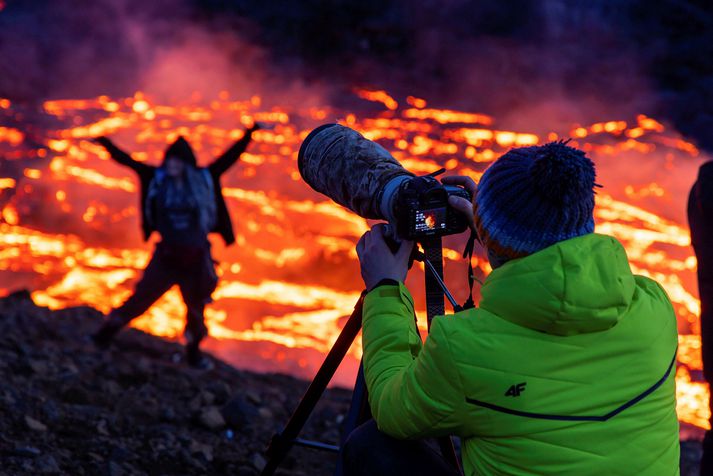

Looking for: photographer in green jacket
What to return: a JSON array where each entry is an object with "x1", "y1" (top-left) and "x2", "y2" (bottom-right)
[{"x1": 344, "y1": 142, "x2": 680, "y2": 475}]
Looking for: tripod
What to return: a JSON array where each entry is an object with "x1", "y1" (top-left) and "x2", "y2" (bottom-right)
[{"x1": 261, "y1": 237, "x2": 462, "y2": 476}]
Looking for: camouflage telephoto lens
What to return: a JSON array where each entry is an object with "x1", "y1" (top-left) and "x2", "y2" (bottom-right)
[{"x1": 298, "y1": 124, "x2": 414, "y2": 220}]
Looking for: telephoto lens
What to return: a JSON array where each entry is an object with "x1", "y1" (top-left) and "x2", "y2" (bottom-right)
[{"x1": 298, "y1": 124, "x2": 414, "y2": 221}]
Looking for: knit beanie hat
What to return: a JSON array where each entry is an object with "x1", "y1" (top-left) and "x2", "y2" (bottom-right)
[
  {"x1": 474, "y1": 141, "x2": 597, "y2": 260},
  {"x1": 163, "y1": 136, "x2": 197, "y2": 167}
]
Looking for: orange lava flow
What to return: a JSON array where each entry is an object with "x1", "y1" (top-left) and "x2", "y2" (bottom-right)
[
  {"x1": 354, "y1": 88, "x2": 399, "y2": 111},
  {"x1": 0, "y1": 89, "x2": 708, "y2": 429},
  {"x1": 0, "y1": 126, "x2": 24, "y2": 145}
]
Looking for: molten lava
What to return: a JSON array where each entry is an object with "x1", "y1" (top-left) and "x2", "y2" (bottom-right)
[{"x1": 0, "y1": 88, "x2": 708, "y2": 431}]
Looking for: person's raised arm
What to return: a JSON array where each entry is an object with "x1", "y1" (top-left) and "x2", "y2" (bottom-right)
[
  {"x1": 208, "y1": 124, "x2": 259, "y2": 177},
  {"x1": 94, "y1": 136, "x2": 152, "y2": 175}
]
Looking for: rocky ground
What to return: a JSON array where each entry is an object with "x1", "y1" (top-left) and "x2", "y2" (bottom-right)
[
  {"x1": 0, "y1": 291, "x2": 705, "y2": 475},
  {"x1": 0, "y1": 291, "x2": 350, "y2": 475}
]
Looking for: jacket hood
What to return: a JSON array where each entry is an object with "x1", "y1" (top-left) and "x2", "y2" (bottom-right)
[
  {"x1": 163, "y1": 136, "x2": 197, "y2": 167},
  {"x1": 479, "y1": 233, "x2": 636, "y2": 336}
]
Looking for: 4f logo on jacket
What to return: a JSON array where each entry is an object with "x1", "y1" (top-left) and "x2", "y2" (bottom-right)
[{"x1": 505, "y1": 382, "x2": 527, "y2": 397}]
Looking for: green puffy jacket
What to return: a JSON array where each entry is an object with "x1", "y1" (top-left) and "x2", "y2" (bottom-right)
[{"x1": 362, "y1": 234, "x2": 679, "y2": 475}]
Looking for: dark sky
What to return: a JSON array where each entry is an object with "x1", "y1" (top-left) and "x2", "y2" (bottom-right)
[{"x1": 1, "y1": 0, "x2": 712, "y2": 150}]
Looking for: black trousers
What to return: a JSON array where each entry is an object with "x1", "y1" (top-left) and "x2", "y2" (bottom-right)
[
  {"x1": 341, "y1": 420, "x2": 460, "y2": 476},
  {"x1": 109, "y1": 243, "x2": 214, "y2": 344}
]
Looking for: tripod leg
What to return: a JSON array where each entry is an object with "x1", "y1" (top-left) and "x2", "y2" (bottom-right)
[
  {"x1": 437, "y1": 437, "x2": 462, "y2": 474},
  {"x1": 422, "y1": 237, "x2": 445, "y2": 330},
  {"x1": 335, "y1": 362, "x2": 372, "y2": 476},
  {"x1": 261, "y1": 294, "x2": 365, "y2": 476},
  {"x1": 341, "y1": 362, "x2": 371, "y2": 443}
]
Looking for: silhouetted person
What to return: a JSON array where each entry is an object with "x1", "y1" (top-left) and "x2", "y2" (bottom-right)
[
  {"x1": 92, "y1": 124, "x2": 259, "y2": 367},
  {"x1": 689, "y1": 161, "x2": 713, "y2": 475}
]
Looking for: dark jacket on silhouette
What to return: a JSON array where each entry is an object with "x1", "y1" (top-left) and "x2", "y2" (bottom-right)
[
  {"x1": 97, "y1": 130, "x2": 255, "y2": 246},
  {"x1": 689, "y1": 160, "x2": 713, "y2": 382}
]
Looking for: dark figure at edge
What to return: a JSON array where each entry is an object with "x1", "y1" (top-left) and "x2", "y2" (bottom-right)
[
  {"x1": 92, "y1": 124, "x2": 259, "y2": 367},
  {"x1": 689, "y1": 160, "x2": 713, "y2": 475}
]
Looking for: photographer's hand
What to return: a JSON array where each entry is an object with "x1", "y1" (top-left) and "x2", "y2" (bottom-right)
[
  {"x1": 442, "y1": 175, "x2": 477, "y2": 230},
  {"x1": 356, "y1": 224, "x2": 414, "y2": 291}
]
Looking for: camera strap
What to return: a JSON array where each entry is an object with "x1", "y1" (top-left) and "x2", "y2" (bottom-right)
[{"x1": 461, "y1": 229, "x2": 479, "y2": 311}]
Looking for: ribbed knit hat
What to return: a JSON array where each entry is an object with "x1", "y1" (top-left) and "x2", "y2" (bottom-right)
[
  {"x1": 163, "y1": 136, "x2": 197, "y2": 167},
  {"x1": 474, "y1": 141, "x2": 597, "y2": 259}
]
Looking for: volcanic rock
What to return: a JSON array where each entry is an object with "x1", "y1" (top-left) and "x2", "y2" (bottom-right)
[
  {"x1": 35, "y1": 454, "x2": 60, "y2": 473},
  {"x1": 189, "y1": 440, "x2": 214, "y2": 462},
  {"x1": 200, "y1": 390, "x2": 216, "y2": 406},
  {"x1": 206, "y1": 381, "x2": 232, "y2": 404},
  {"x1": 96, "y1": 419, "x2": 110, "y2": 436},
  {"x1": 41, "y1": 399, "x2": 61, "y2": 424},
  {"x1": 10, "y1": 446, "x2": 42, "y2": 458},
  {"x1": 221, "y1": 394, "x2": 259, "y2": 429},
  {"x1": 60, "y1": 384, "x2": 90, "y2": 404},
  {"x1": 245, "y1": 389, "x2": 262, "y2": 405},
  {"x1": 199, "y1": 406, "x2": 226, "y2": 430},
  {"x1": 251, "y1": 452, "x2": 267, "y2": 472},
  {"x1": 0, "y1": 293, "x2": 351, "y2": 475},
  {"x1": 102, "y1": 380, "x2": 121, "y2": 396},
  {"x1": 28, "y1": 359, "x2": 49, "y2": 375},
  {"x1": 25, "y1": 415, "x2": 47, "y2": 432},
  {"x1": 107, "y1": 461, "x2": 124, "y2": 476}
]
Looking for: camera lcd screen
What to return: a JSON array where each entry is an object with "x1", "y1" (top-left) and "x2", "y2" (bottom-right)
[{"x1": 414, "y1": 207, "x2": 447, "y2": 233}]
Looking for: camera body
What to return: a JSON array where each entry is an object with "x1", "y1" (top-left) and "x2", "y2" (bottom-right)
[{"x1": 394, "y1": 176, "x2": 472, "y2": 241}]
